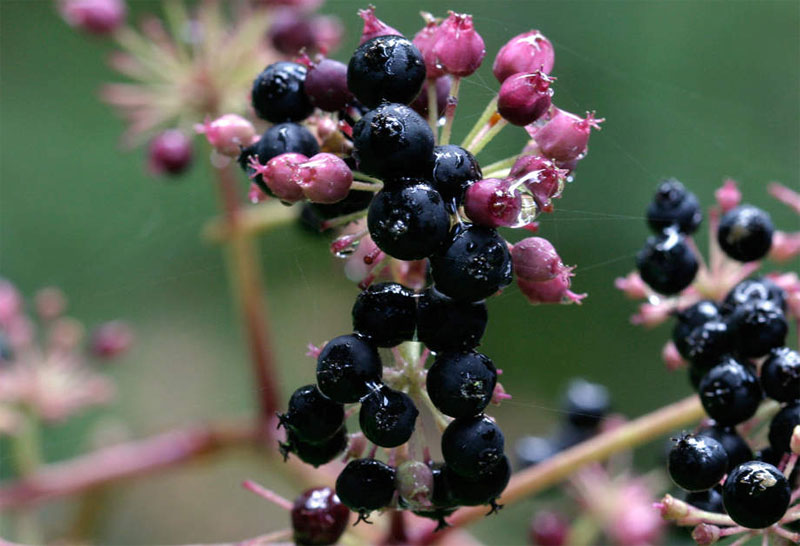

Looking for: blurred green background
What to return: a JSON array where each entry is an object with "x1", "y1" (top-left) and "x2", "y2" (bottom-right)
[{"x1": 1, "y1": 0, "x2": 798, "y2": 543}]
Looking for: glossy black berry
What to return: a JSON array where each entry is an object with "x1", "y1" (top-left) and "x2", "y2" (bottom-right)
[
  {"x1": 239, "y1": 123, "x2": 320, "y2": 192},
  {"x1": 426, "y1": 351, "x2": 497, "y2": 418},
  {"x1": 563, "y1": 379, "x2": 610, "y2": 429},
  {"x1": 635, "y1": 229, "x2": 698, "y2": 295},
  {"x1": 515, "y1": 436, "x2": 557, "y2": 469},
  {"x1": 722, "y1": 277, "x2": 786, "y2": 314},
  {"x1": 445, "y1": 455, "x2": 511, "y2": 507},
  {"x1": 761, "y1": 347, "x2": 800, "y2": 403},
  {"x1": 685, "y1": 487, "x2": 725, "y2": 514},
  {"x1": 441, "y1": 414, "x2": 505, "y2": 478},
  {"x1": 683, "y1": 320, "x2": 731, "y2": 369},
  {"x1": 430, "y1": 225, "x2": 513, "y2": 302},
  {"x1": 304, "y1": 59, "x2": 353, "y2": 112},
  {"x1": 308, "y1": 190, "x2": 374, "y2": 222},
  {"x1": 430, "y1": 145, "x2": 482, "y2": 207},
  {"x1": 673, "y1": 300, "x2": 722, "y2": 360},
  {"x1": 278, "y1": 385, "x2": 345, "y2": 444},
  {"x1": 416, "y1": 288, "x2": 487, "y2": 353},
  {"x1": 352, "y1": 282, "x2": 417, "y2": 347},
  {"x1": 728, "y1": 299, "x2": 788, "y2": 358},
  {"x1": 291, "y1": 487, "x2": 350, "y2": 546},
  {"x1": 281, "y1": 428, "x2": 348, "y2": 467},
  {"x1": 698, "y1": 358, "x2": 762, "y2": 426},
  {"x1": 335, "y1": 458, "x2": 396, "y2": 520},
  {"x1": 723, "y1": 461, "x2": 790, "y2": 529},
  {"x1": 698, "y1": 424, "x2": 753, "y2": 472},
  {"x1": 667, "y1": 434, "x2": 728, "y2": 492},
  {"x1": 353, "y1": 103, "x2": 434, "y2": 178},
  {"x1": 316, "y1": 334, "x2": 382, "y2": 403},
  {"x1": 367, "y1": 182, "x2": 451, "y2": 260},
  {"x1": 717, "y1": 205, "x2": 774, "y2": 262},
  {"x1": 646, "y1": 178, "x2": 702, "y2": 235},
  {"x1": 358, "y1": 386, "x2": 418, "y2": 447},
  {"x1": 251, "y1": 62, "x2": 314, "y2": 123},
  {"x1": 768, "y1": 401, "x2": 800, "y2": 455},
  {"x1": 347, "y1": 35, "x2": 426, "y2": 108}
]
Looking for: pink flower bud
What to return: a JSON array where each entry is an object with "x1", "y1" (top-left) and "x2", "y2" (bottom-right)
[
  {"x1": 410, "y1": 76, "x2": 451, "y2": 119},
  {"x1": 770, "y1": 231, "x2": 800, "y2": 262},
  {"x1": 464, "y1": 178, "x2": 521, "y2": 228},
  {"x1": 769, "y1": 182, "x2": 800, "y2": 215},
  {"x1": 430, "y1": 12, "x2": 485, "y2": 77},
  {"x1": 60, "y1": 0, "x2": 126, "y2": 35},
  {"x1": 412, "y1": 13, "x2": 444, "y2": 79},
  {"x1": 530, "y1": 510, "x2": 568, "y2": 546},
  {"x1": 631, "y1": 302, "x2": 673, "y2": 328},
  {"x1": 195, "y1": 114, "x2": 255, "y2": 157},
  {"x1": 248, "y1": 153, "x2": 307, "y2": 203},
  {"x1": 512, "y1": 237, "x2": 568, "y2": 282},
  {"x1": 614, "y1": 271, "x2": 649, "y2": 299},
  {"x1": 310, "y1": 16, "x2": 344, "y2": 55},
  {"x1": 517, "y1": 271, "x2": 586, "y2": 305},
  {"x1": 90, "y1": 321, "x2": 134, "y2": 359},
  {"x1": 508, "y1": 155, "x2": 567, "y2": 212},
  {"x1": 533, "y1": 109, "x2": 604, "y2": 163},
  {"x1": 295, "y1": 153, "x2": 353, "y2": 204},
  {"x1": 358, "y1": 6, "x2": 402, "y2": 45},
  {"x1": 148, "y1": 130, "x2": 193, "y2": 176},
  {"x1": 662, "y1": 341, "x2": 687, "y2": 371},
  {"x1": 498, "y1": 71, "x2": 554, "y2": 126},
  {"x1": 714, "y1": 178, "x2": 741, "y2": 212},
  {"x1": 493, "y1": 30, "x2": 554, "y2": 83}
]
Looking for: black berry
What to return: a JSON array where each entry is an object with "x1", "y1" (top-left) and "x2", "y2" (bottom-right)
[
  {"x1": 445, "y1": 455, "x2": 511, "y2": 507},
  {"x1": 239, "y1": 123, "x2": 319, "y2": 192},
  {"x1": 278, "y1": 385, "x2": 344, "y2": 444},
  {"x1": 717, "y1": 205, "x2": 774, "y2": 262},
  {"x1": 563, "y1": 378, "x2": 610, "y2": 429},
  {"x1": 416, "y1": 288, "x2": 487, "y2": 353},
  {"x1": 347, "y1": 35, "x2": 426, "y2": 108},
  {"x1": 646, "y1": 178, "x2": 702, "y2": 235},
  {"x1": 291, "y1": 487, "x2": 350, "y2": 546},
  {"x1": 673, "y1": 300, "x2": 721, "y2": 360},
  {"x1": 667, "y1": 434, "x2": 729, "y2": 492},
  {"x1": 335, "y1": 458, "x2": 396, "y2": 521},
  {"x1": 426, "y1": 351, "x2": 497, "y2": 418},
  {"x1": 721, "y1": 277, "x2": 786, "y2": 314},
  {"x1": 683, "y1": 320, "x2": 731, "y2": 369},
  {"x1": 728, "y1": 299, "x2": 788, "y2": 358},
  {"x1": 723, "y1": 461, "x2": 790, "y2": 529},
  {"x1": 441, "y1": 414, "x2": 505, "y2": 478},
  {"x1": 358, "y1": 385, "x2": 418, "y2": 448},
  {"x1": 636, "y1": 229, "x2": 698, "y2": 295},
  {"x1": 761, "y1": 347, "x2": 800, "y2": 403},
  {"x1": 768, "y1": 401, "x2": 800, "y2": 455},
  {"x1": 698, "y1": 424, "x2": 753, "y2": 472},
  {"x1": 251, "y1": 61, "x2": 314, "y2": 123},
  {"x1": 352, "y1": 282, "x2": 417, "y2": 347},
  {"x1": 281, "y1": 428, "x2": 348, "y2": 467},
  {"x1": 430, "y1": 145, "x2": 482, "y2": 208},
  {"x1": 698, "y1": 358, "x2": 762, "y2": 426},
  {"x1": 316, "y1": 334, "x2": 382, "y2": 403}
]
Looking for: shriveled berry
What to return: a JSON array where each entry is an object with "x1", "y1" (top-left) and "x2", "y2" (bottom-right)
[
  {"x1": 685, "y1": 487, "x2": 725, "y2": 514},
  {"x1": 727, "y1": 299, "x2": 787, "y2": 358},
  {"x1": 316, "y1": 334, "x2": 382, "y2": 403},
  {"x1": 427, "y1": 351, "x2": 497, "y2": 418},
  {"x1": 723, "y1": 461, "x2": 790, "y2": 529},
  {"x1": 563, "y1": 379, "x2": 610, "y2": 429},
  {"x1": 672, "y1": 300, "x2": 721, "y2": 360},
  {"x1": 291, "y1": 487, "x2": 350, "y2": 546},
  {"x1": 761, "y1": 347, "x2": 800, "y2": 403},
  {"x1": 441, "y1": 414, "x2": 505, "y2": 478},
  {"x1": 352, "y1": 282, "x2": 416, "y2": 347},
  {"x1": 335, "y1": 458, "x2": 396, "y2": 520},
  {"x1": 646, "y1": 178, "x2": 702, "y2": 235},
  {"x1": 430, "y1": 145, "x2": 482, "y2": 207},
  {"x1": 722, "y1": 277, "x2": 786, "y2": 314},
  {"x1": 281, "y1": 428, "x2": 348, "y2": 467},
  {"x1": 353, "y1": 103, "x2": 434, "y2": 178},
  {"x1": 416, "y1": 287, "x2": 487, "y2": 353},
  {"x1": 445, "y1": 454, "x2": 510, "y2": 506},
  {"x1": 698, "y1": 424, "x2": 753, "y2": 472},
  {"x1": 635, "y1": 229, "x2": 698, "y2": 295},
  {"x1": 717, "y1": 205, "x2": 774, "y2": 262},
  {"x1": 347, "y1": 36, "x2": 426, "y2": 108},
  {"x1": 367, "y1": 182, "x2": 450, "y2": 260},
  {"x1": 698, "y1": 358, "x2": 762, "y2": 426},
  {"x1": 251, "y1": 61, "x2": 314, "y2": 123},
  {"x1": 768, "y1": 401, "x2": 800, "y2": 455},
  {"x1": 667, "y1": 434, "x2": 728, "y2": 492},
  {"x1": 430, "y1": 225, "x2": 513, "y2": 302},
  {"x1": 359, "y1": 385, "x2": 418, "y2": 447},
  {"x1": 684, "y1": 320, "x2": 731, "y2": 369},
  {"x1": 304, "y1": 59, "x2": 353, "y2": 112},
  {"x1": 278, "y1": 385, "x2": 344, "y2": 444}
]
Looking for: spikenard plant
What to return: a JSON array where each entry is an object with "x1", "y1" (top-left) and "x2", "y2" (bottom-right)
[{"x1": 1, "y1": 2, "x2": 798, "y2": 546}]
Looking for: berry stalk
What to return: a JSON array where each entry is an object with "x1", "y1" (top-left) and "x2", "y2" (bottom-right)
[
  {"x1": 459, "y1": 96, "x2": 498, "y2": 149},
  {"x1": 438, "y1": 76, "x2": 461, "y2": 146}
]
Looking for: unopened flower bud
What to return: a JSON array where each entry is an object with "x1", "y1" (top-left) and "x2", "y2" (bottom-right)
[
  {"x1": 662, "y1": 341, "x2": 687, "y2": 371},
  {"x1": 358, "y1": 5, "x2": 402, "y2": 45},
  {"x1": 196, "y1": 114, "x2": 256, "y2": 157},
  {"x1": 518, "y1": 270, "x2": 586, "y2": 305},
  {"x1": 249, "y1": 153, "x2": 307, "y2": 203},
  {"x1": 512, "y1": 237, "x2": 568, "y2": 282},
  {"x1": 493, "y1": 30, "x2": 554, "y2": 83},
  {"x1": 413, "y1": 13, "x2": 443, "y2": 79},
  {"x1": 61, "y1": 0, "x2": 126, "y2": 35},
  {"x1": 90, "y1": 321, "x2": 134, "y2": 359},
  {"x1": 498, "y1": 71, "x2": 554, "y2": 126},
  {"x1": 295, "y1": 153, "x2": 352, "y2": 204},
  {"x1": 534, "y1": 109, "x2": 604, "y2": 163},
  {"x1": 614, "y1": 271, "x2": 649, "y2": 299},
  {"x1": 148, "y1": 130, "x2": 193, "y2": 176},
  {"x1": 431, "y1": 12, "x2": 485, "y2": 77},
  {"x1": 509, "y1": 155, "x2": 567, "y2": 212},
  {"x1": 395, "y1": 460, "x2": 434, "y2": 511},
  {"x1": 464, "y1": 178, "x2": 521, "y2": 228},
  {"x1": 714, "y1": 179, "x2": 741, "y2": 212},
  {"x1": 304, "y1": 59, "x2": 353, "y2": 112}
]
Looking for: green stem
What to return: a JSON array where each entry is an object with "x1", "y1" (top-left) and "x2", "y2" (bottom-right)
[
  {"x1": 352, "y1": 171, "x2": 384, "y2": 185},
  {"x1": 350, "y1": 181, "x2": 383, "y2": 192},
  {"x1": 11, "y1": 410, "x2": 44, "y2": 544},
  {"x1": 460, "y1": 96, "x2": 498, "y2": 149},
  {"x1": 467, "y1": 118, "x2": 509, "y2": 156},
  {"x1": 481, "y1": 155, "x2": 519, "y2": 175},
  {"x1": 438, "y1": 77, "x2": 461, "y2": 146}
]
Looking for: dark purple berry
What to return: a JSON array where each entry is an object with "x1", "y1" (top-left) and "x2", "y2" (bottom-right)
[
  {"x1": 291, "y1": 487, "x2": 350, "y2": 546},
  {"x1": 347, "y1": 35, "x2": 426, "y2": 108},
  {"x1": 673, "y1": 300, "x2": 721, "y2": 360},
  {"x1": 278, "y1": 385, "x2": 344, "y2": 444},
  {"x1": 717, "y1": 205, "x2": 774, "y2": 262},
  {"x1": 358, "y1": 385, "x2": 418, "y2": 447},
  {"x1": 251, "y1": 61, "x2": 314, "y2": 123},
  {"x1": 280, "y1": 428, "x2": 348, "y2": 467},
  {"x1": 441, "y1": 414, "x2": 505, "y2": 478},
  {"x1": 698, "y1": 358, "x2": 762, "y2": 426},
  {"x1": 530, "y1": 510, "x2": 569, "y2": 546},
  {"x1": 684, "y1": 320, "x2": 731, "y2": 369},
  {"x1": 430, "y1": 225, "x2": 513, "y2": 302},
  {"x1": 426, "y1": 351, "x2": 497, "y2": 418},
  {"x1": 353, "y1": 103, "x2": 434, "y2": 178},
  {"x1": 728, "y1": 299, "x2": 788, "y2": 358},
  {"x1": 410, "y1": 76, "x2": 451, "y2": 119},
  {"x1": 445, "y1": 455, "x2": 511, "y2": 507},
  {"x1": 761, "y1": 347, "x2": 800, "y2": 403},
  {"x1": 305, "y1": 59, "x2": 353, "y2": 112},
  {"x1": 646, "y1": 178, "x2": 702, "y2": 235},
  {"x1": 768, "y1": 401, "x2": 800, "y2": 455},
  {"x1": 416, "y1": 288, "x2": 487, "y2": 353},
  {"x1": 335, "y1": 458, "x2": 396, "y2": 521},
  {"x1": 685, "y1": 487, "x2": 725, "y2": 514},
  {"x1": 316, "y1": 334, "x2": 382, "y2": 403},
  {"x1": 698, "y1": 424, "x2": 753, "y2": 472},
  {"x1": 352, "y1": 282, "x2": 416, "y2": 347},
  {"x1": 722, "y1": 277, "x2": 786, "y2": 314},
  {"x1": 268, "y1": 10, "x2": 316, "y2": 56},
  {"x1": 563, "y1": 378, "x2": 610, "y2": 429},
  {"x1": 667, "y1": 434, "x2": 728, "y2": 492},
  {"x1": 239, "y1": 123, "x2": 320, "y2": 193},
  {"x1": 723, "y1": 461, "x2": 790, "y2": 528},
  {"x1": 148, "y1": 130, "x2": 193, "y2": 176},
  {"x1": 430, "y1": 145, "x2": 482, "y2": 208},
  {"x1": 635, "y1": 229, "x2": 698, "y2": 295},
  {"x1": 367, "y1": 182, "x2": 451, "y2": 260}
]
